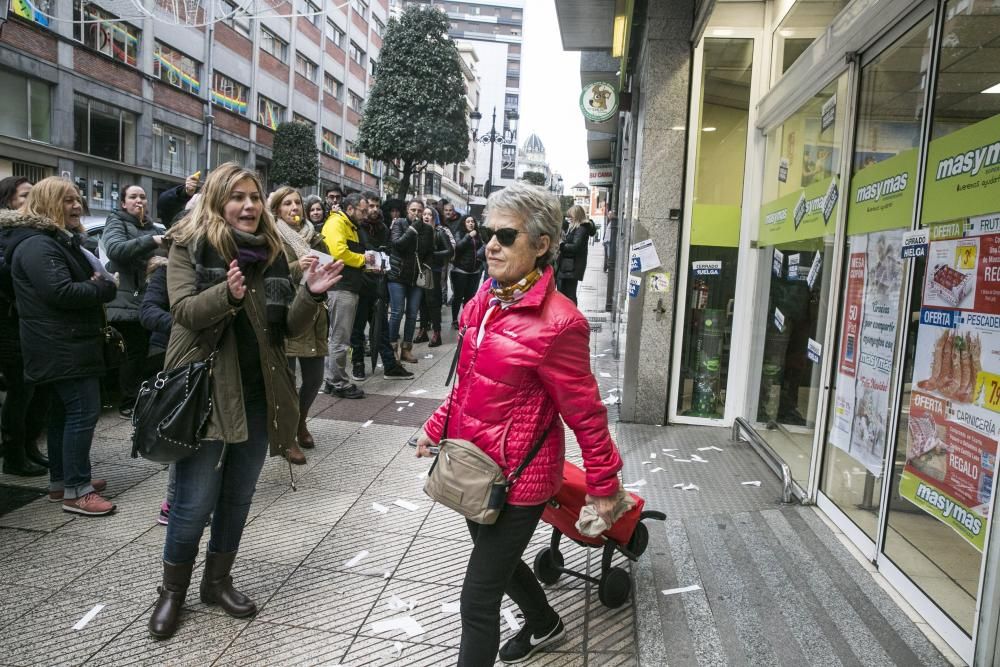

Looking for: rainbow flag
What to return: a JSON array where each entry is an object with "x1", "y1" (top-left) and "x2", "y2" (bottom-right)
[{"x1": 11, "y1": 0, "x2": 49, "y2": 26}]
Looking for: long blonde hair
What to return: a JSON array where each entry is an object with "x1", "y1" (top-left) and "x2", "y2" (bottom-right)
[
  {"x1": 168, "y1": 163, "x2": 282, "y2": 264},
  {"x1": 566, "y1": 205, "x2": 586, "y2": 232},
  {"x1": 20, "y1": 177, "x2": 80, "y2": 229}
]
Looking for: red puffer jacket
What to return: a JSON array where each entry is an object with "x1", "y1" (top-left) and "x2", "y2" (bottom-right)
[{"x1": 423, "y1": 267, "x2": 622, "y2": 505}]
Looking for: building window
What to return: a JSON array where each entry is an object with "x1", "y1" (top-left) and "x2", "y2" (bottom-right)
[
  {"x1": 10, "y1": 0, "x2": 52, "y2": 27},
  {"x1": 351, "y1": 0, "x2": 368, "y2": 19},
  {"x1": 295, "y1": 52, "x2": 318, "y2": 82},
  {"x1": 260, "y1": 27, "x2": 288, "y2": 63},
  {"x1": 73, "y1": 95, "x2": 136, "y2": 163},
  {"x1": 323, "y1": 72, "x2": 343, "y2": 99},
  {"x1": 344, "y1": 140, "x2": 361, "y2": 166},
  {"x1": 73, "y1": 2, "x2": 140, "y2": 67},
  {"x1": 292, "y1": 113, "x2": 315, "y2": 129},
  {"x1": 369, "y1": 58, "x2": 378, "y2": 77},
  {"x1": 215, "y1": 142, "x2": 247, "y2": 167},
  {"x1": 322, "y1": 129, "x2": 341, "y2": 156},
  {"x1": 298, "y1": 0, "x2": 320, "y2": 26},
  {"x1": 501, "y1": 145, "x2": 516, "y2": 180},
  {"x1": 423, "y1": 172, "x2": 441, "y2": 196},
  {"x1": 152, "y1": 122, "x2": 197, "y2": 177},
  {"x1": 212, "y1": 72, "x2": 249, "y2": 115},
  {"x1": 326, "y1": 20, "x2": 345, "y2": 48},
  {"x1": 372, "y1": 16, "x2": 384, "y2": 36},
  {"x1": 348, "y1": 91, "x2": 365, "y2": 113},
  {"x1": 505, "y1": 93, "x2": 518, "y2": 112},
  {"x1": 220, "y1": 0, "x2": 251, "y2": 38},
  {"x1": 257, "y1": 96, "x2": 285, "y2": 130},
  {"x1": 349, "y1": 41, "x2": 366, "y2": 66},
  {"x1": 153, "y1": 42, "x2": 201, "y2": 94},
  {"x1": 0, "y1": 70, "x2": 51, "y2": 144}
]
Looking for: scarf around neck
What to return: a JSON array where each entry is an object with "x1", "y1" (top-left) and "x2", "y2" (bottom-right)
[
  {"x1": 489, "y1": 268, "x2": 542, "y2": 308},
  {"x1": 275, "y1": 218, "x2": 315, "y2": 260}
]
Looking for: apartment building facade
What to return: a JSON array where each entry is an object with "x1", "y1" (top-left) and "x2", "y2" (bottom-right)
[{"x1": 0, "y1": 0, "x2": 386, "y2": 223}]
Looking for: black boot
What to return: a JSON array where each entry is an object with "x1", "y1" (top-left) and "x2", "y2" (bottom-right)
[
  {"x1": 200, "y1": 551, "x2": 256, "y2": 618},
  {"x1": 1, "y1": 439, "x2": 46, "y2": 477},
  {"x1": 149, "y1": 560, "x2": 193, "y2": 639},
  {"x1": 24, "y1": 439, "x2": 48, "y2": 468}
]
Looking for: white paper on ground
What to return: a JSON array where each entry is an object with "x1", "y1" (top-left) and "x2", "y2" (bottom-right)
[
  {"x1": 623, "y1": 479, "x2": 647, "y2": 488},
  {"x1": 600, "y1": 372, "x2": 612, "y2": 378},
  {"x1": 392, "y1": 642, "x2": 404, "y2": 658},
  {"x1": 690, "y1": 454, "x2": 708, "y2": 463},
  {"x1": 370, "y1": 616, "x2": 424, "y2": 638},
  {"x1": 502, "y1": 608, "x2": 521, "y2": 633},
  {"x1": 683, "y1": 483, "x2": 699, "y2": 491},
  {"x1": 410, "y1": 389, "x2": 427, "y2": 395},
  {"x1": 603, "y1": 348, "x2": 612, "y2": 352},
  {"x1": 664, "y1": 453, "x2": 677, "y2": 458},
  {"x1": 394, "y1": 499, "x2": 419, "y2": 511},
  {"x1": 384, "y1": 570, "x2": 392, "y2": 579},
  {"x1": 650, "y1": 453, "x2": 657, "y2": 459},
  {"x1": 408, "y1": 402, "x2": 414, "y2": 407},
  {"x1": 362, "y1": 420, "x2": 373, "y2": 428},
  {"x1": 395, "y1": 400, "x2": 408, "y2": 404},
  {"x1": 344, "y1": 550, "x2": 369, "y2": 568},
  {"x1": 397, "y1": 407, "x2": 404, "y2": 412},
  {"x1": 387, "y1": 594, "x2": 416, "y2": 612},
  {"x1": 423, "y1": 354, "x2": 434, "y2": 359},
  {"x1": 742, "y1": 481, "x2": 762, "y2": 487},
  {"x1": 372, "y1": 502, "x2": 389, "y2": 514},
  {"x1": 650, "y1": 467, "x2": 664, "y2": 473},
  {"x1": 673, "y1": 458, "x2": 691, "y2": 463},
  {"x1": 608, "y1": 387, "x2": 620, "y2": 393},
  {"x1": 662, "y1": 585, "x2": 702, "y2": 596},
  {"x1": 441, "y1": 601, "x2": 461, "y2": 614},
  {"x1": 673, "y1": 483, "x2": 684, "y2": 489},
  {"x1": 72, "y1": 604, "x2": 105, "y2": 630},
  {"x1": 698, "y1": 446, "x2": 724, "y2": 452},
  {"x1": 641, "y1": 461, "x2": 651, "y2": 466},
  {"x1": 602, "y1": 396, "x2": 619, "y2": 405}
]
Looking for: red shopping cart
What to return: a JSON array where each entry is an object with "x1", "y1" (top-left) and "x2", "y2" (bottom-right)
[{"x1": 533, "y1": 461, "x2": 666, "y2": 608}]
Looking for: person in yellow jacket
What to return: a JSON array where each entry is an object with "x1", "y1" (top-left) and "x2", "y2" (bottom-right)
[{"x1": 321, "y1": 193, "x2": 372, "y2": 398}]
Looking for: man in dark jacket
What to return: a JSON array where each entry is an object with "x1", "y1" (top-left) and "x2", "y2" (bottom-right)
[
  {"x1": 349, "y1": 196, "x2": 414, "y2": 381},
  {"x1": 156, "y1": 173, "x2": 199, "y2": 227}
]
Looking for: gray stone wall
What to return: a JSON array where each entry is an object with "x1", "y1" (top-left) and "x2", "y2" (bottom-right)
[{"x1": 619, "y1": 0, "x2": 693, "y2": 424}]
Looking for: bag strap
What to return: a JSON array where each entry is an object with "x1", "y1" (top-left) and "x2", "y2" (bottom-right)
[{"x1": 506, "y1": 418, "x2": 555, "y2": 488}]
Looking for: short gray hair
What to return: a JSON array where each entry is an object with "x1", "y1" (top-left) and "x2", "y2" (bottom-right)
[{"x1": 485, "y1": 182, "x2": 562, "y2": 268}]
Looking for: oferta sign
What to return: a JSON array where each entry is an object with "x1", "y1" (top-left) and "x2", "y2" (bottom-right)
[
  {"x1": 922, "y1": 113, "x2": 1000, "y2": 225},
  {"x1": 757, "y1": 177, "x2": 840, "y2": 245},
  {"x1": 847, "y1": 149, "x2": 917, "y2": 234},
  {"x1": 579, "y1": 82, "x2": 619, "y2": 123}
]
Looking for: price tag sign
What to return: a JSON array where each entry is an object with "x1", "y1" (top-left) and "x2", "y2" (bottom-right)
[{"x1": 976, "y1": 370, "x2": 1000, "y2": 414}]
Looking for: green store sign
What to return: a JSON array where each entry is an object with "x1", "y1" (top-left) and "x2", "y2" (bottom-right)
[
  {"x1": 758, "y1": 177, "x2": 840, "y2": 246},
  {"x1": 923, "y1": 112, "x2": 1000, "y2": 225},
  {"x1": 847, "y1": 148, "x2": 917, "y2": 234},
  {"x1": 898, "y1": 469, "x2": 987, "y2": 551}
]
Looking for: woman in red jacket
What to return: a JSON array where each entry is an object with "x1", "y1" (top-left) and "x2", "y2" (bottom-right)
[{"x1": 417, "y1": 182, "x2": 623, "y2": 665}]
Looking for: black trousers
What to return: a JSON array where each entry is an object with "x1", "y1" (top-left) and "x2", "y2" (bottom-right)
[
  {"x1": 115, "y1": 321, "x2": 151, "y2": 408},
  {"x1": 450, "y1": 271, "x2": 480, "y2": 324},
  {"x1": 458, "y1": 503, "x2": 553, "y2": 666},
  {"x1": 419, "y1": 271, "x2": 444, "y2": 333},
  {"x1": 557, "y1": 278, "x2": 579, "y2": 305},
  {"x1": 0, "y1": 349, "x2": 49, "y2": 445}
]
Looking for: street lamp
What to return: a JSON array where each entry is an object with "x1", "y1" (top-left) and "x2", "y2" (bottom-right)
[{"x1": 470, "y1": 106, "x2": 518, "y2": 197}]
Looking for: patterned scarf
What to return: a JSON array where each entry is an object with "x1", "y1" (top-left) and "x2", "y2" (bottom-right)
[
  {"x1": 489, "y1": 268, "x2": 542, "y2": 308},
  {"x1": 192, "y1": 228, "x2": 293, "y2": 346},
  {"x1": 275, "y1": 218, "x2": 315, "y2": 260}
]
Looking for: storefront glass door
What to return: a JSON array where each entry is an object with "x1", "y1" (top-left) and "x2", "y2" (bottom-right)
[
  {"x1": 676, "y1": 37, "x2": 755, "y2": 420},
  {"x1": 881, "y1": 0, "x2": 1000, "y2": 637},
  {"x1": 818, "y1": 15, "x2": 935, "y2": 543},
  {"x1": 752, "y1": 75, "x2": 849, "y2": 487}
]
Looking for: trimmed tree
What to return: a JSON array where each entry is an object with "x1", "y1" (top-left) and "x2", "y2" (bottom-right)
[
  {"x1": 356, "y1": 6, "x2": 469, "y2": 201},
  {"x1": 521, "y1": 171, "x2": 546, "y2": 186},
  {"x1": 271, "y1": 121, "x2": 319, "y2": 188}
]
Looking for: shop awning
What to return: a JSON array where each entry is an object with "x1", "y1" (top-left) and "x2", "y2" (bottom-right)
[{"x1": 554, "y1": 0, "x2": 615, "y2": 51}]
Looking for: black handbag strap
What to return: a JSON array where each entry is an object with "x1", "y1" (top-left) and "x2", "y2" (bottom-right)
[{"x1": 439, "y1": 312, "x2": 555, "y2": 487}]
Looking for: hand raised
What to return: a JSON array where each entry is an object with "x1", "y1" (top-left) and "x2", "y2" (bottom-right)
[
  {"x1": 227, "y1": 259, "x2": 246, "y2": 300},
  {"x1": 305, "y1": 259, "x2": 344, "y2": 294}
]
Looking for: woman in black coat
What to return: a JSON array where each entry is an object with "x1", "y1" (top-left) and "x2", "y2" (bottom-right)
[
  {"x1": 387, "y1": 198, "x2": 434, "y2": 363},
  {"x1": 415, "y1": 207, "x2": 454, "y2": 347},
  {"x1": 0, "y1": 177, "x2": 117, "y2": 515},
  {"x1": 103, "y1": 185, "x2": 164, "y2": 417},
  {"x1": 450, "y1": 215, "x2": 482, "y2": 328},
  {"x1": 555, "y1": 205, "x2": 596, "y2": 305}
]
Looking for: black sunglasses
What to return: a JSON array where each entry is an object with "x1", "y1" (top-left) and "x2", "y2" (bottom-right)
[{"x1": 492, "y1": 227, "x2": 525, "y2": 246}]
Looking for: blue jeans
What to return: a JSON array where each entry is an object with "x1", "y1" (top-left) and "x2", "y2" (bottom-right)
[
  {"x1": 388, "y1": 281, "x2": 423, "y2": 344},
  {"x1": 163, "y1": 393, "x2": 268, "y2": 565},
  {"x1": 47, "y1": 376, "x2": 102, "y2": 499}
]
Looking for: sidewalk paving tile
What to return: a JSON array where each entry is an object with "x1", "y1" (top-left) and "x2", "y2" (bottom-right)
[{"x1": 213, "y1": 621, "x2": 353, "y2": 666}]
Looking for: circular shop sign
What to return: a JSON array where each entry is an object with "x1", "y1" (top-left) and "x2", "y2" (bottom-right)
[{"x1": 579, "y1": 81, "x2": 619, "y2": 123}]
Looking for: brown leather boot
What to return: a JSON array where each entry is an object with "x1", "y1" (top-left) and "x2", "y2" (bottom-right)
[
  {"x1": 284, "y1": 443, "x2": 307, "y2": 465},
  {"x1": 400, "y1": 342, "x2": 419, "y2": 363},
  {"x1": 149, "y1": 560, "x2": 193, "y2": 639},
  {"x1": 297, "y1": 415, "x2": 315, "y2": 449},
  {"x1": 200, "y1": 551, "x2": 257, "y2": 618},
  {"x1": 429, "y1": 331, "x2": 442, "y2": 348},
  {"x1": 413, "y1": 327, "x2": 429, "y2": 343}
]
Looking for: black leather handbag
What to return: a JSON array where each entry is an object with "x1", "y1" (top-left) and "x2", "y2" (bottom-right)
[{"x1": 130, "y1": 353, "x2": 216, "y2": 464}]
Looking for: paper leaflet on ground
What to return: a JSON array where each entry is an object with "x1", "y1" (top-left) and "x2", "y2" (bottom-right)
[
  {"x1": 661, "y1": 585, "x2": 701, "y2": 596},
  {"x1": 829, "y1": 230, "x2": 904, "y2": 476},
  {"x1": 899, "y1": 221, "x2": 1000, "y2": 551},
  {"x1": 370, "y1": 615, "x2": 424, "y2": 638}
]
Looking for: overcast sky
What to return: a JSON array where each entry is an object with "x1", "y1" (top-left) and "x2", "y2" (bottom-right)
[{"x1": 520, "y1": 1, "x2": 589, "y2": 189}]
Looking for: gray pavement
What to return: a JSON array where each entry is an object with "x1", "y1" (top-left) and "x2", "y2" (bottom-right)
[{"x1": 0, "y1": 241, "x2": 962, "y2": 665}]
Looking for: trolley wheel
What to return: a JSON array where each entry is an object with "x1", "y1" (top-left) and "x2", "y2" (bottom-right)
[
  {"x1": 626, "y1": 522, "x2": 649, "y2": 559},
  {"x1": 598, "y1": 567, "x2": 632, "y2": 608},
  {"x1": 533, "y1": 547, "x2": 564, "y2": 585}
]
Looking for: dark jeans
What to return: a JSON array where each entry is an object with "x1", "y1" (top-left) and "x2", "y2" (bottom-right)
[
  {"x1": 419, "y1": 271, "x2": 444, "y2": 333},
  {"x1": 459, "y1": 503, "x2": 553, "y2": 665},
  {"x1": 0, "y1": 350, "x2": 49, "y2": 445},
  {"x1": 450, "y1": 271, "x2": 479, "y2": 324},
  {"x1": 288, "y1": 356, "x2": 324, "y2": 416},
  {"x1": 115, "y1": 321, "x2": 151, "y2": 408},
  {"x1": 163, "y1": 392, "x2": 268, "y2": 564},
  {"x1": 351, "y1": 286, "x2": 400, "y2": 368},
  {"x1": 47, "y1": 376, "x2": 102, "y2": 499},
  {"x1": 388, "y1": 281, "x2": 422, "y2": 343},
  {"x1": 557, "y1": 278, "x2": 579, "y2": 305}
]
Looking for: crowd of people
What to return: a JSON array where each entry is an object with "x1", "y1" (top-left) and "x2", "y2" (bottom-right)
[{"x1": 0, "y1": 170, "x2": 617, "y2": 664}]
